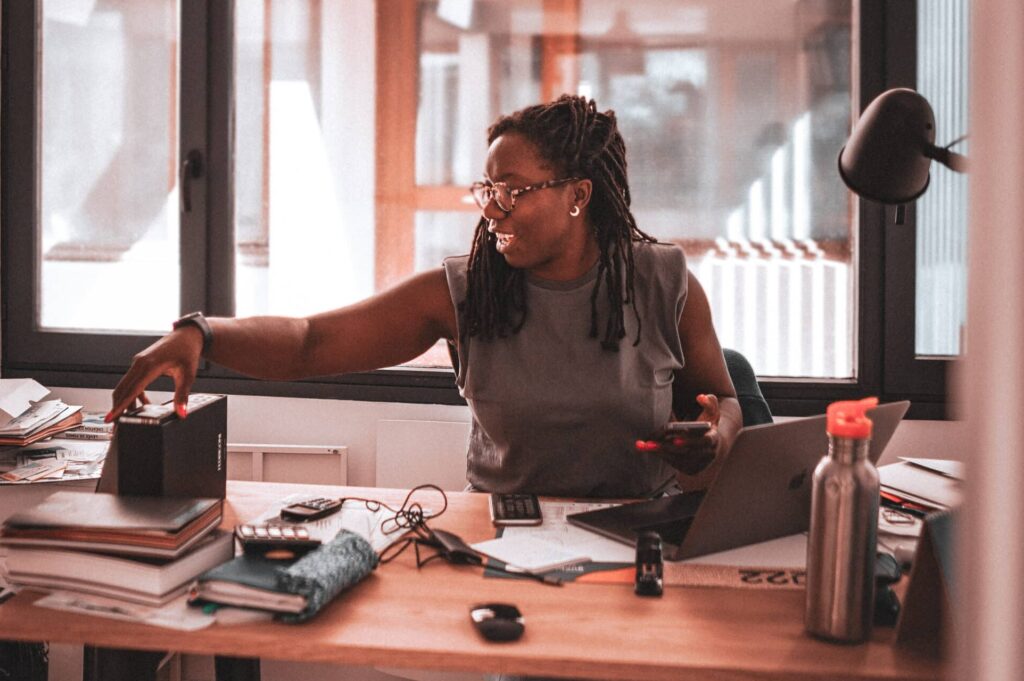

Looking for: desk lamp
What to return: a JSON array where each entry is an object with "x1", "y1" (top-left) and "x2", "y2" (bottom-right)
[{"x1": 838, "y1": 88, "x2": 968, "y2": 223}]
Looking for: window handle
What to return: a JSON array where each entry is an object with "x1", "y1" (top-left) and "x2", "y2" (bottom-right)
[{"x1": 180, "y1": 149, "x2": 204, "y2": 213}]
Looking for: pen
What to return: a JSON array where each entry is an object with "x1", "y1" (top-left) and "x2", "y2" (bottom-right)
[{"x1": 879, "y1": 495, "x2": 928, "y2": 518}]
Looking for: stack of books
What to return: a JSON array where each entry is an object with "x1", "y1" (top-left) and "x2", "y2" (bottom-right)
[
  {"x1": 0, "y1": 400, "x2": 83, "y2": 447},
  {"x1": 0, "y1": 492, "x2": 233, "y2": 607},
  {"x1": 60, "y1": 411, "x2": 115, "y2": 441}
]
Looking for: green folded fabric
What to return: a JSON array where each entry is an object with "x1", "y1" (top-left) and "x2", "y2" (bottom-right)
[{"x1": 276, "y1": 529, "x2": 379, "y2": 623}]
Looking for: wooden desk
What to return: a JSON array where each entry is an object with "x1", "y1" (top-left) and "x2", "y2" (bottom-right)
[{"x1": 0, "y1": 481, "x2": 945, "y2": 681}]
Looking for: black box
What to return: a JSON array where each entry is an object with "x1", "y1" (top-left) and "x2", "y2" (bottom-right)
[{"x1": 110, "y1": 394, "x2": 227, "y2": 499}]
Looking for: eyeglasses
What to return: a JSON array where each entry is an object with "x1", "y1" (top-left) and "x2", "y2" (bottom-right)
[{"x1": 469, "y1": 177, "x2": 580, "y2": 213}]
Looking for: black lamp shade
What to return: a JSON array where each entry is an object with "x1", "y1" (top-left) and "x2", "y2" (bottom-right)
[{"x1": 838, "y1": 88, "x2": 936, "y2": 204}]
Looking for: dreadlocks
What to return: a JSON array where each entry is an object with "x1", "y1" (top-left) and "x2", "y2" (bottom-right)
[{"x1": 459, "y1": 95, "x2": 657, "y2": 351}]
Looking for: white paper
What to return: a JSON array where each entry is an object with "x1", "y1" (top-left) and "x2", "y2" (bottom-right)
[
  {"x1": 34, "y1": 590, "x2": 215, "y2": 631},
  {"x1": 0, "y1": 380, "x2": 50, "y2": 428},
  {"x1": 0, "y1": 439, "x2": 108, "y2": 483},
  {"x1": 500, "y1": 501, "x2": 635, "y2": 563},
  {"x1": 471, "y1": 534, "x2": 589, "y2": 573},
  {"x1": 899, "y1": 457, "x2": 965, "y2": 480}
]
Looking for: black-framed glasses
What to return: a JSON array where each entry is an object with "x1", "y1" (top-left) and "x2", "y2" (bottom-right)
[{"x1": 469, "y1": 177, "x2": 580, "y2": 213}]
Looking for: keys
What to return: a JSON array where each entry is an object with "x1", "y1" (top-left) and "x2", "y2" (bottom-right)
[
  {"x1": 279, "y1": 497, "x2": 344, "y2": 522},
  {"x1": 235, "y1": 523, "x2": 322, "y2": 556},
  {"x1": 503, "y1": 495, "x2": 537, "y2": 518}
]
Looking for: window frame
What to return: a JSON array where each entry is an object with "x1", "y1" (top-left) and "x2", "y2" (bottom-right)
[{"x1": 1, "y1": 0, "x2": 951, "y2": 419}]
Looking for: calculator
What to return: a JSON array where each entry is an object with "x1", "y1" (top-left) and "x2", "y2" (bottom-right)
[
  {"x1": 235, "y1": 523, "x2": 322, "y2": 556},
  {"x1": 279, "y1": 497, "x2": 343, "y2": 522},
  {"x1": 489, "y1": 493, "x2": 543, "y2": 526}
]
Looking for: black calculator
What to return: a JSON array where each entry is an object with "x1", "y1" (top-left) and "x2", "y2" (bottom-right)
[
  {"x1": 489, "y1": 493, "x2": 543, "y2": 526},
  {"x1": 280, "y1": 497, "x2": 343, "y2": 522}
]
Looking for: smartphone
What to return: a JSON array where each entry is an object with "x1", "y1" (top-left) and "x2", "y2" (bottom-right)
[
  {"x1": 664, "y1": 421, "x2": 711, "y2": 436},
  {"x1": 489, "y1": 493, "x2": 543, "y2": 526}
]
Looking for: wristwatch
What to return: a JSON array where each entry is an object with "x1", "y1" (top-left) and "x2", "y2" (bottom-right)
[{"x1": 173, "y1": 311, "x2": 213, "y2": 355}]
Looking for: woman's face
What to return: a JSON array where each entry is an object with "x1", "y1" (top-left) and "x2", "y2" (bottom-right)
[{"x1": 481, "y1": 132, "x2": 595, "y2": 280}]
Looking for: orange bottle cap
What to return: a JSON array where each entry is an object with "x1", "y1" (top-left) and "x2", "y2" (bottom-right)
[{"x1": 826, "y1": 397, "x2": 879, "y2": 439}]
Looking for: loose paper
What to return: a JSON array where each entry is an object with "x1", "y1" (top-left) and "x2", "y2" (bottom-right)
[{"x1": 0, "y1": 380, "x2": 50, "y2": 428}]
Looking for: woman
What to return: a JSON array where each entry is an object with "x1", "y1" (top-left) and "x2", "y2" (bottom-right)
[{"x1": 108, "y1": 95, "x2": 741, "y2": 497}]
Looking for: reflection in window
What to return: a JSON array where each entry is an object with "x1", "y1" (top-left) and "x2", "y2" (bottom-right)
[
  {"x1": 234, "y1": 1, "x2": 376, "y2": 319},
  {"x1": 415, "y1": 0, "x2": 853, "y2": 377},
  {"x1": 40, "y1": 0, "x2": 180, "y2": 332}
]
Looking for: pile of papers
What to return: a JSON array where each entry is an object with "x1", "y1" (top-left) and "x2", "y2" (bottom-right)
[
  {"x1": 0, "y1": 379, "x2": 86, "y2": 448},
  {"x1": 880, "y1": 457, "x2": 963, "y2": 513},
  {"x1": 877, "y1": 457, "x2": 963, "y2": 563},
  {"x1": 0, "y1": 440, "x2": 106, "y2": 484},
  {"x1": 0, "y1": 400, "x2": 82, "y2": 447},
  {"x1": 0, "y1": 379, "x2": 105, "y2": 485}
]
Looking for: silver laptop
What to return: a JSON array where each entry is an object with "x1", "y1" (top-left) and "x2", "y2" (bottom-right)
[{"x1": 567, "y1": 400, "x2": 910, "y2": 561}]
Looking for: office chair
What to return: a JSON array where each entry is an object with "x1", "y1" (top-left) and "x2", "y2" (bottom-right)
[
  {"x1": 668, "y1": 347, "x2": 773, "y2": 427},
  {"x1": 445, "y1": 342, "x2": 772, "y2": 427},
  {"x1": 721, "y1": 348, "x2": 773, "y2": 426}
]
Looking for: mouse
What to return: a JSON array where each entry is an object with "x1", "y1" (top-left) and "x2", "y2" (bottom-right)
[{"x1": 469, "y1": 603, "x2": 525, "y2": 642}]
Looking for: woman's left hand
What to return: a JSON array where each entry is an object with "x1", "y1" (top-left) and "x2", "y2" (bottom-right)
[{"x1": 635, "y1": 394, "x2": 724, "y2": 475}]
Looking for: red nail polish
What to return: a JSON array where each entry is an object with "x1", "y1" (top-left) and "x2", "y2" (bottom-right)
[
  {"x1": 104, "y1": 412, "x2": 114, "y2": 423},
  {"x1": 176, "y1": 404, "x2": 187, "y2": 419}
]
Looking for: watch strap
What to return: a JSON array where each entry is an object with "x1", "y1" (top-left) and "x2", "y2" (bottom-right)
[{"x1": 173, "y1": 311, "x2": 213, "y2": 355}]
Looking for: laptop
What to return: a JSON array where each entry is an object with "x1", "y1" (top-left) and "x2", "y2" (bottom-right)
[{"x1": 567, "y1": 400, "x2": 910, "y2": 561}]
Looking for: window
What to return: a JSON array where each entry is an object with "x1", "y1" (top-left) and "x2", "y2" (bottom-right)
[{"x1": 1, "y1": 0, "x2": 960, "y2": 417}]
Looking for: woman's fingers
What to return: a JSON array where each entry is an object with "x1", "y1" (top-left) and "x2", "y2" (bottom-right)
[{"x1": 696, "y1": 393, "x2": 721, "y2": 424}]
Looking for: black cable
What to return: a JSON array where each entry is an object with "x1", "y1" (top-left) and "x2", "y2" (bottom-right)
[{"x1": 346, "y1": 485, "x2": 561, "y2": 585}]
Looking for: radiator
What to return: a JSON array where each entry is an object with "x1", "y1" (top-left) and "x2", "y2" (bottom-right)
[{"x1": 226, "y1": 443, "x2": 347, "y2": 486}]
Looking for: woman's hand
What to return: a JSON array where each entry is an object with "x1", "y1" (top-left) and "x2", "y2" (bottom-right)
[
  {"x1": 106, "y1": 326, "x2": 206, "y2": 423},
  {"x1": 635, "y1": 394, "x2": 724, "y2": 475}
]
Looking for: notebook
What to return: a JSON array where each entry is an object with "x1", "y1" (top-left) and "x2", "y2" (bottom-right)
[{"x1": 567, "y1": 401, "x2": 910, "y2": 561}]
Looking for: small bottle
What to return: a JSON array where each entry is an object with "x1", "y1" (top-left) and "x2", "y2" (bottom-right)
[{"x1": 805, "y1": 397, "x2": 880, "y2": 643}]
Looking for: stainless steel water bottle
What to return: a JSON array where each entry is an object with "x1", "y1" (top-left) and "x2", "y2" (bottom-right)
[{"x1": 805, "y1": 397, "x2": 880, "y2": 643}]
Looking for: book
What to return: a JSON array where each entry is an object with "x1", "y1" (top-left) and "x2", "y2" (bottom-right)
[
  {"x1": 189, "y1": 554, "x2": 306, "y2": 614},
  {"x1": 0, "y1": 403, "x2": 83, "y2": 447},
  {"x1": 0, "y1": 491, "x2": 223, "y2": 559},
  {"x1": 60, "y1": 411, "x2": 114, "y2": 441},
  {"x1": 5, "y1": 530, "x2": 234, "y2": 607},
  {"x1": 0, "y1": 399, "x2": 68, "y2": 435}
]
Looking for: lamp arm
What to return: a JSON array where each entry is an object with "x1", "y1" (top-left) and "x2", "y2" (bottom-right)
[{"x1": 925, "y1": 136, "x2": 970, "y2": 173}]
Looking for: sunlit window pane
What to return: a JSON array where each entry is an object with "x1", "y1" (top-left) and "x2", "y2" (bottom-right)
[
  {"x1": 915, "y1": 0, "x2": 969, "y2": 357},
  {"x1": 40, "y1": 0, "x2": 180, "y2": 332},
  {"x1": 234, "y1": 1, "x2": 376, "y2": 320}
]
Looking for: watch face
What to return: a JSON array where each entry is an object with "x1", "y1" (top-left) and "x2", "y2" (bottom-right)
[{"x1": 174, "y1": 312, "x2": 212, "y2": 350}]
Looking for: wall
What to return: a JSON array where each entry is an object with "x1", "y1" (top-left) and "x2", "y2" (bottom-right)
[
  {"x1": 50, "y1": 387, "x2": 471, "y2": 488},
  {"x1": 50, "y1": 386, "x2": 968, "y2": 488}
]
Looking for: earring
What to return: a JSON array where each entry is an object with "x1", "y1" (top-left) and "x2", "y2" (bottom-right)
[{"x1": 569, "y1": 205, "x2": 580, "y2": 217}]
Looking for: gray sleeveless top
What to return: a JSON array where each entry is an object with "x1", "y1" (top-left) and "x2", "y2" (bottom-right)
[{"x1": 444, "y1": 242, "x2": 688, "y2": 498}]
